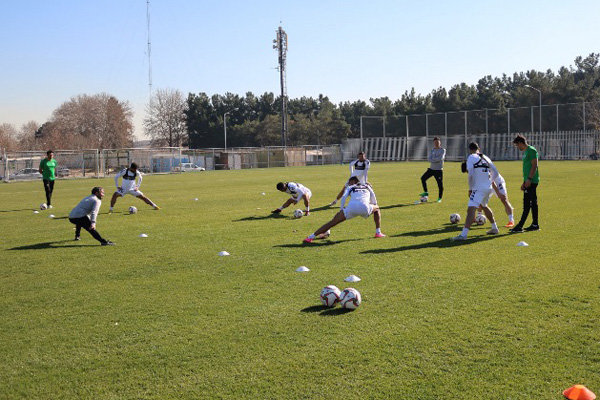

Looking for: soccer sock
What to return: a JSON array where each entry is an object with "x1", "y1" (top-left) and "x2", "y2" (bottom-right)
[
  {"x1": 461, "y1": 228, "x2": 469, "y2": 237},
  {"x1": 308, "y1": 234, "x2": 316, "y2": 240},
  {"x1": 375, "y1": 228, "x2": 381, "y2": 234},
  {"x1": 508, "y1": 214, "x2": 514, "y2": 222},
  {"x1": 491, "y1": 222, "x2": 498, "y2": 230}
]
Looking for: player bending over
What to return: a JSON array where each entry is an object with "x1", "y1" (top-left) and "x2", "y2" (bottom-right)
[
  {"x1": 452, "y1": 142, "x2": 499, "y2": 241},
  {"x1": 329, "y1": 151, "x2": 370, "y2": 206},
  {"x1": 304, "y1": 176, "x2": 384, "y2": 243},
  {"x1": 272, "y1": 181, "x2": 312, "y2": 215},
  {"x1": 69, "y1": 187, "x2": 114, "y2": 245},
  {"x1": 109, "y1": 162, "x2": 160, "y2": 213}
]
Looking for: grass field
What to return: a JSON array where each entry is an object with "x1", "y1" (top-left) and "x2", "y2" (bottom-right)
[{"x1": 1, "y1": 161, "x2": 600, "y2": 399}]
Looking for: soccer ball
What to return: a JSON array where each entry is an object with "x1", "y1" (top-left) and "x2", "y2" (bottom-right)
[
  {"x1": 320, "y1": 285, "x2": 341, "y2": 307},
  {"x1": 339, "y1": 288, "x2": 362, "y2": 310},
  {"x1": 420, "y1": 195, "x2": 428, "y2": 203},
  {"x1": 40, "y1": 203, "x2": 47, "y2": 210},
  {"x1": 293, "y1": 209, "x2": 304, "y2": 218},
  {"x1": 128, "y1": 206, "x2": 138, "y2": 214},
  {"x1": 450, "y1": 213, "x2": 461, "y2": 224},
  {"x1": 475, "y1": 213, "x2": 487, "y2": 225}
]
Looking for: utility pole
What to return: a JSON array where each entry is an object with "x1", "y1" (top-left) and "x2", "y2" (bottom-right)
[
  {"x1": 146, "y1": 0, "x2": 152, "y2": 99},
  {"x1": 273, "y1": 26, "x2": 288, "y2": 147}
]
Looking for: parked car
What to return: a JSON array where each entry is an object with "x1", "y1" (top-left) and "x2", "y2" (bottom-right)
[
  {"x1": 174, "y1": 163, "x2": 205, "y2": 172},
  {"x1": 12, "y1": 168, "x2": 43, "y2": 180},
  {"x1": 57, "y1": 167, "x2": 70, "y2": 177}
]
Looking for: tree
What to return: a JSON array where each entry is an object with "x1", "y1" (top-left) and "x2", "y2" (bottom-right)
[
  {"x1": 47, "y1": 93, "x2": 133, "y2": 149},
  {"x1": 144, "y1": 88, "x2": 187, "y2": 147},
  {"x1": 0, "y1": 123, "x2": 18, "y2": 150}
]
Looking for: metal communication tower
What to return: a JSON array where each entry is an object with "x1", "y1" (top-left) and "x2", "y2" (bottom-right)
[{"x1": 273, "y1": 26, "x2": 288, "y2": 147}]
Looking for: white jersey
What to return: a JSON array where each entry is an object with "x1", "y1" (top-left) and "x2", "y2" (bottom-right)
[
  {"x1": 115, "y1": 168, "x2": 142, "y2": 192},
  {"x1": 341, "y1": 184, "x2": 377, "y2": 208},
  {"x1": 349, "y1": 159, "x2": 370, "y2": 184},
  {"x1": 466, "y1": 153, "x2": 494, "y2": 191},
  {"x1": 286, "y1": 182, "x2": 310, "y2": 201}
]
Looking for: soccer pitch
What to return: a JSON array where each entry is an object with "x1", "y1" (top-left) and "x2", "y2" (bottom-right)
[{"x1": 1, "y1": 161, "x2": 599, "y2": 399}]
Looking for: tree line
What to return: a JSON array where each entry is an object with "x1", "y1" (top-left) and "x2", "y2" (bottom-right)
[{"x1": 1, "y1": 53, "x2": 599, "y2": 151}]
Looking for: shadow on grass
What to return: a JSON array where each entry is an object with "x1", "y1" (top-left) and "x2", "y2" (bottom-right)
[
  {"x1": 0, "y1": 208, "x2": 37, "y2": 213},
  {"x1": 320, "y1": 308, "x2": 355, "y2": 316},
  {"x1": 7, "y1": 240, "x2": 98, "y2": 250},
  {"x1": 379, "y1": 202, "x2": 419, "y2": 210},
  {"x1": 274, "y1": 238, "x2": 363, "y2": 248},
  {"x1": 234, "y1": 214, "x2": 287, "y2": 222},
  {"x1": 392, "y1": 225, "x2": 462, "y2": 237},
  {"x1": 301, "y1": 305, "x2": 330, "y2": 313},
  {"x1": 361, "y1": 233, "x2": 509, "y2": 254}
]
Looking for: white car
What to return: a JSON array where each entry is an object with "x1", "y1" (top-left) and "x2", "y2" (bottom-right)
[
  {"x1": 12, "y1": 168, "x2": 43, "y2": 180},
  {"x1": 176, "y1": 163, "x2": 205, "y2": 172}
]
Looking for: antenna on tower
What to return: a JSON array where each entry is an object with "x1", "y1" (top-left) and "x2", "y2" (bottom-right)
[
  {"x1": 146, "y1": 0, "x2": 152, "y2": 99},
  {"x1": 273, "y1": 26, "x2": 288, "y2": 147}
]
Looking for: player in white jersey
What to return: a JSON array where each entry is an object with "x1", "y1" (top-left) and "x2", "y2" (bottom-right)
[
  {"x1": 272, "y1": 181, "x2": 312, "y2": 215},
  {"x1": 451, "y1": 142, "x2": 498, "y2": 240},
  {"x1": 109, "y1": 162, "x2": 160, "y2": 212},
  {"x1": 304, "y1": 176, "x2": 384, "y2": 243},
  {"x1": 329, "y1": 152, "x2": 370, "y2": 206}
]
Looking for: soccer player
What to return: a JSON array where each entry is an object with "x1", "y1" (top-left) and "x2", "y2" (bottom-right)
[
  {"x1": 272, "y1": 181, "x2": 312, "y2": 215},
  {"x1": 109, "y1": 162, "x2": 159, "y2": 212},
  {"x1": 451, "y1": 142, "x2": 499, "y2": 241},
  {"x1": 510, "y1": 134, "x2": 540, "y2": 232},
  {"x1": 489, "y1": 167, "x2": 515, "y2": 228},
  {"x1": 419, "y1": 137, "x2": 446, "y2": 202},
  {"x1": 304, "y1": 176, "x2": 384, "y2": 243},
  {"x1": 38, "y1": 150, "x2": 57, "y2": 208},
  {"x1": 69, "y1": 187, "x2": 114, "y2": 245},
  {"x1": 329, "y1": 151, "x2": 370, "y2": 206}
]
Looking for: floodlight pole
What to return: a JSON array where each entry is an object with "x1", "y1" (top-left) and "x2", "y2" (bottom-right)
[
  {"x1": 525, "y1": 85, "x2": 542, "y2": 135},
  {"x1": 223, "y1": 109, "x2": 238, "y2": 150}
]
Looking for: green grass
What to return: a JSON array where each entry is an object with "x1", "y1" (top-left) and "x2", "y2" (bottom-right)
[{"x1": 1, "y1": 161, "x2": 599, "y2": 399}]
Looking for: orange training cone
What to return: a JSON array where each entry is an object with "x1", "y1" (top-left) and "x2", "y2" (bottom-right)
[{"x1": 563, "y1": 385, "x2": 596, "y2": 400}]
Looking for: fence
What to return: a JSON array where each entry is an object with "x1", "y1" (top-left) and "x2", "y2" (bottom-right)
[{"x1": 1, "y1": 145, "x2": 343, "y2": 182}]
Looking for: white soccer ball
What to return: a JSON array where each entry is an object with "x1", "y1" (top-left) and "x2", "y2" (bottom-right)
[
  {"x1": 40, "y1": 203, "x2": 47, "y2": 210},
  {"x1": 129, "y1": 206, "x2": 138, "y2": 214},
  {"x1": 293, "y1": 209, "x2": 304, "y2": 218},
  {"x1": 420, "y1": 195, "x2": 428, "y2": 203},
  {"x1": 450, "y1": 213, "x2": 461, "y2": 224},
  {"x1": 475, "y1": 213, "x2": 487, "y2": 225},
  {"x1": 339, "y1": 288, "x2": 362, "y2": 310},
  {"x1": 320, "y1": 285, "x2": 341, "y2": 307}
]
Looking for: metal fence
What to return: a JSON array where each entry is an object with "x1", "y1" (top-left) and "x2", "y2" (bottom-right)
[{"x1": 1, "y1": 145, "x2": 343, "y2": 182}]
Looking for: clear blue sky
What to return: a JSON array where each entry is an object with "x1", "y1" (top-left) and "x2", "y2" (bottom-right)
[{"x1": 2, "y1": 0, "x2": 599, "y2": 139}]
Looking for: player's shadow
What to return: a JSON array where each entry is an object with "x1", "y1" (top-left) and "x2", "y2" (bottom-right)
[
  {"x1": 310, "y1": 205, "x2": 334, "y2": 213},
  {"x1": 0, "y1": 208, "x2": 37, "y2": 213},
  {"x1": 7, "y1": 240, "x2": 97, "y2": 250},
  {"x1": 234, "y1": 214, "x2": 286, "y2": 222},
  {"x1": 379, "y1": 202, "x2": 418, "y2": 210},
  {"x1": 361, "y1": 233, "x2": 508, "y2": 254},
  {"x1": 274, "y1": 238, "x2": 363, "y2": 248},
  {"x1": 392, "y1": 225, "x2": 461, "y2": 237}
]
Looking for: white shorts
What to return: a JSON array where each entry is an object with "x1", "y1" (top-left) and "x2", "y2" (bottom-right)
[
  {"x1": 293, "y1": 189, "x2": 312, "y2": 203},
  {"x1": 494, "y1": 181, "x2": 507, "y2": 197},
  {"x1": 343, "y1": 202, "x2": 374, "y2": 220},
  {"x1": 115, "y1": 188, "x2": 144, "y2": 197},
  {"x1": 468, "y1": 188, "x2": 493, "y2": 208}
]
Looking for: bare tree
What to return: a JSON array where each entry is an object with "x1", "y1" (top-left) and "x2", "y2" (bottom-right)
[
  {"x1": 0, "y1": 123, "x2": 18, "y2": 150},
  {"x1": 46, "y1": 93, "x2": 134, "y2": 149},
  {"x1": 17, "y1": 121, "x2": 40, "y2": 150},
  {"x1": 144, "y1": 88, "x2": 187, "y2": 147}
]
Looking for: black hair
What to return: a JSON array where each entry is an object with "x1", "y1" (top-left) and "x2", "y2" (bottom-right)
[
  {"x1": 46, "y1": 150, "x2": 53, "y2": 155},
  {"x1": 92, "y1": 186, "x2": 103, "y2": 195},
  {"x1": 468, "y1": 142, "x2": 479, "y2": 151},
  {"x1": 513, "y1": 134, "x2": 527, "y2": 145},
  {"x1": 276, "y1": 182, "x2": 286, "y2": 191},
  {"x1": 130, "y1": 162, "x2": 138, "y2": 170},
  {"x1": 348, "y1": 176, "x2": 360, "y2": 184},
  {"x1": 433, "y1": 136, "x2": 441, "y2": 141}
]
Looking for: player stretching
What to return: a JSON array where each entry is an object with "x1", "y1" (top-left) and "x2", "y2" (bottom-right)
[
  {"x1": 69, "y1": 187, "x2": 114, "y2": 245},
  {"x1": 272, "y1": 181, "x2": 312, "y2": 215},
  {"x1": 451, "y1": 142, "x2": 499, "y2": 241},
  {"x1": 419, "y1": 137, "x2": 446, "y2": 202},
  {"x1": 109, "y1": 162, "x2": 160, "y2": 213},
  {"x1": 489, "y1": 166, "x2": 515, "y2": 227},
  {"x1": 304, "y1": 176, "x2": 384, "y2": 243},
  {"x1": 329, "y1": 151, "x2": 370, "y2": 206}
]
